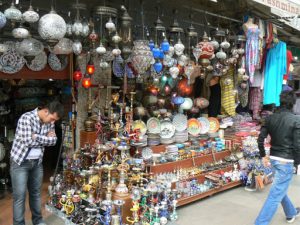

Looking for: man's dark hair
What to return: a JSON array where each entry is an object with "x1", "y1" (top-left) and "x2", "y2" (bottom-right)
[
  {"x1": 280, "y1": 90, "x2": 296, "y2": 110},
  {"x1": 44, "y1": 101, "x2": 64, "y2": 118}
]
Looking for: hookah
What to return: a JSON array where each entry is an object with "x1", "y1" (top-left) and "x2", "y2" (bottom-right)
[
  {"x1": 115, "y1": 142, "x2": 130, "y2": 196},
  {"x1": 126, "y1": 186, "x2": 141, "y2": 225},
  {"x1": 113, "y1": 199, "x2": 125, "y2": 225},
  {"x1": 59, "y1": 190, "x2": 75, "y2": 215},
  {"x1": 152, "y1": 205, "x2": 160, "y2": 225},
  {"x1": 99, "y1": 200, "x2": 113, "y2": 225},
  {"x1": 159, "y1": 201, "x2": 168, "y2": 225},
  {"x1": 85, "y1": 207, "x2": 98, "y2": 225},
  {"x1": 169, "y1": 199, "x2": 178, "y2": 221}
]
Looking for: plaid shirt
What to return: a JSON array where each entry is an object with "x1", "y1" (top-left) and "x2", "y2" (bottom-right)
[{"x1": 10, "y1": 108, "x2": 57, "y2": 165}]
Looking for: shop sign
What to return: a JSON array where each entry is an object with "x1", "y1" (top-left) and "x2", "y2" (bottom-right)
[{"x1": 252, "y1": 0, "x2": 300, "y2": 15}]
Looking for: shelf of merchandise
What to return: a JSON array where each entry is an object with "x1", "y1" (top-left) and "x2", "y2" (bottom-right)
[
  {"x1": 177, "y1": 180, "x2": 242, "y2": 206},
  {"x1": 144, "y1": 144, "x2": 242, "y2": 206}
]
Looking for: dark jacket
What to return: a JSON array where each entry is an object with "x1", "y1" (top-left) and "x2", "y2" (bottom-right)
[{"x1": 257, "y1": 109, "x2": 300, "y2": 165}]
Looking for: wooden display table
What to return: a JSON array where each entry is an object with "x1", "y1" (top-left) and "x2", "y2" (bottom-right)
[{"x1": 80, "y1": 130, "x2": 97, "y2": 148}]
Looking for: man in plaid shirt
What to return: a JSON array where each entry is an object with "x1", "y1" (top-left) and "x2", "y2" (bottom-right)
[{"x1": 10, "y1": 101, "x2": 64, "y2": 225}]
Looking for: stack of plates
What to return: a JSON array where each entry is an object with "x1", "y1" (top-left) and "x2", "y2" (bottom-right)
[
  {"x1": 160, "y1": 137, "x2": 175, "y2": 145},
  {"x1": 147, "y1": 133, "x2": 161, "y2": 146},
  {"x1": 165, "y1": 145, "x2": 179, "y2": 158},
  {"x1": 174, "y1": 130, "x2": 189, "y2": 143},
  {"x1": 136, "y1": 135, "x2": 148, "y2": 147}
]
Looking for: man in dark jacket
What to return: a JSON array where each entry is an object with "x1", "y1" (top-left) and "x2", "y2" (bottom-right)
[{"x1": 255, "y1": 91, "x2": 300, "y2": 225}]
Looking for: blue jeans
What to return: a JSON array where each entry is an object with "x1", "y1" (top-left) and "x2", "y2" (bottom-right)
[
  {"x1": 255, "y1": 159, "x2": 297, "y2": 225},
  {"x1": 10, "y1": 159, "x2": 44, "y2": 225}
]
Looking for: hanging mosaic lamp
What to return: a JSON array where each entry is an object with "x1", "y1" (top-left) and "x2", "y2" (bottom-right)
[
  {"x1": 152, "y1": 45, "x2": 160, "y2": 59},
  {"x1": 112, "y1": 48, "x2": 122, "y2": 57},
  {"x1": 22, "y1": 5, "x2": 39, "y2": 23},
  {"x1": 174, "y1": 39, "x2": 185, "y2": 56},
  {"x1": 0, "y1": 43, "x2": 8, "y2": 55},
  {"x1": 153, "y1": 61, "x2": 163, "y2": 73},
  {"x1": 0, "y1": 11, "x2": 7, "y2": 29},
  {"x1": 96, "y1": 42, "x2": 106, "y2": 55},
  {"x1": 16, "y1": 37, "x2": 44, "y2": 59},
  {"x1": 81, "y1": 19, "x2": 89, "y2": 37},
  {"x1": 161, "y1": 38, "x2": 170, "y2": 52},
  {"x1": 105, "y1": 17, "x2": 115, "y2": 32},
  {"x1": 149, "y1": 40, "x2": 155, "y2": 51},
  {"x1": 4, "y1": 2, "x2": 22, "y2": 22},
  {"x1": 172, "y1": 96, "x2": 185, "y2": 105},
  {"x1": 82, "y1": 75, "x2": 91, "y2": 88},
  {"x1": 130, "y1": 40, "x2": 154, "y2": 75},
  {"x1": 73, "y1": 68, "x2": 82, "y2": 81},
  {"x1": 38, "y1": 8, "x2": 67, "y2": 48},
  {"x1": 72, "y1": 40, "x2": 82, "y2": 55},
  {"x1": 198, "y1": 32, "x2": 214, "y2": 59},
  {"x1": 53, "y1": 38, "x2": 73, "y2": 55},
  {"x1": 159, "y1": 49, "x2": 164, "y2": 59},
  {"x1": 86, "y1": 59, "x2": 95, "y2": 75},
  {"x1": 72, "y1": 19, "x2": 83, "y2": 37},
  {"x1": 12, "y1": 24, "x2": 30, "y2": 39}
]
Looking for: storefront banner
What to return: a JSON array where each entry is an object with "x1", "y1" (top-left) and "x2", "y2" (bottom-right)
[
  {"x1": 252, "y1": 0, "x2": 300, "y2": 15},
  {"x1": 271, "y1": 7, "x2": 300, "y2": 31}
]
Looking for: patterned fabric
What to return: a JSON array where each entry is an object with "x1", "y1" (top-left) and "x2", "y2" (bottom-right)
[
  {"x1": 10, "y1": 108, "x2": 57, "y2": 165},
  {"x1": 249, "y1": 87, "x2": 262, "y2": 120},
  {"x1": 246, "y1": 27, "x2": 260, "y2": 84},
  {"x1": 238, "y1": 83, "x2": 249, "y2": 108},
  {"x1": 220, "y1": 68, "x2": 236, "y2": 116}
]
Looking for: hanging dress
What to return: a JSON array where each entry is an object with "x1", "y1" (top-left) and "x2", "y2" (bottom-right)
[
  {"x1": 263, "y1": 41, "x2": 287, "y2": 106},
  {"x1": 220, "y1": 67, "x2": 236, "y2": 116},
  {"x1": 245, "y1": 27, "x2": 260, "y2": 84}
]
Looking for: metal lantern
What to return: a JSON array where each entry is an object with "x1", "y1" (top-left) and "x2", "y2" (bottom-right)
[
  {"x1": 0, "y1": 12, "x2": 7, "y2": 29},
  {"x1": 38, "y1": 9, "x2": 67, "y2": 48},
  {"x1": 72, "y1": 20, "x2": 83, "y2": 36},
  {"x1": 120, "y1": 5, "x2": 132, "y2": 59},
  {"x1": 22, "y1": 5, "x2": 39, "y2": 23}
]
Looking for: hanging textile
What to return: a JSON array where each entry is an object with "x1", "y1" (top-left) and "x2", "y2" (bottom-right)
[
  {"x1": 245, "y1": 27, "x2": 260, "y2": 84},
  {"x1": 220, "y1": 68, "x2": 236, "y2": 116},
  {"x1": 283, "y1": 50, "x2": 293, "y2": 82},
  {"x1": 263, "y1": 41, "x2": 287, "y2": 106},
  {"x1": 249, "y1": 87, "x2": 262, "y2": 120}
]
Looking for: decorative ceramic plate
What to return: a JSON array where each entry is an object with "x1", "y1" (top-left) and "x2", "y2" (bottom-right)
[
  {"x1": 147, "y1": 117, "x2": 161, "y2": 134},
  {"x1": 132, "y1": 120, "x2": 147, "y2": 136},
  {"x1": 26, "y1": 51, "x2": 47, "y2": 71},
  {"x1": 141, "y1": 147, "x2": 153, "y2": 160},
  {"x1": 197, "y1": 117, "x2": 210, "y2": 134},
  {"x1": 208, "y1": 117, "x2": 220, "y2": 133},
  {"x1": 160, "y1": 120, "x2": 176, "y2": 139},
  {"x1": 172, "y1": 113, "x2": 188, "y2": 132},
  {"x1": 0, "y1": 41, "x2": 25, "y2": 74},
  {"x1": 187, "y1": 118, "x2": 201, "y2": 136},
  {"x1": 48, "y1": 53, "x2": 68, "y2": 71}
]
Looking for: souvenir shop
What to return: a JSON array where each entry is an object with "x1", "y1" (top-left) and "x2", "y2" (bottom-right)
[{"x1": 0, "y1": 0, "x2": 299, "y2": 224}]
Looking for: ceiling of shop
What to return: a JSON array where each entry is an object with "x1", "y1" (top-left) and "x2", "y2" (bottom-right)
[{"x1": 0, "y1": 0, "x2": 299, "y2": 44}]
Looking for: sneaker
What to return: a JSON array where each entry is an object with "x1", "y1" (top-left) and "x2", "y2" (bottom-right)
[{"x1": 286, "y1": 207, "x2": 300, "y2": 223}]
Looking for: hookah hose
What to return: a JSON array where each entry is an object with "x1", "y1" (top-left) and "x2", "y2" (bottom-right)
[{"x1": 50, "y1": 124, "x2": 68, "y2": 188}]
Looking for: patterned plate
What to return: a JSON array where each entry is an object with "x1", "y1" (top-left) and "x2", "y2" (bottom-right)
[
  {"x1": 208, "y1": 117, "x2": 220, "y2": 133},
  {"x1": 26, "y1": 51, "x2": 47, "y2": 71},
  {"x1": 48, "y1": 53, "x2": 68, "y2": 71},
  {"x1": 172, "y1": 113, "x2": 188, "y2": 132},
  {"x1": 187, "y1": 118, "x2": 201, "y2": 136},
  {"x1": 147, "y1": 117, "x2": 161, "y2": 134},
  {"x1": 132, "y1": 120, "x2": 147, "y2": 136},
  {"x1": 197, "y1": 117, "x2": 210, "y2": 134},
  {"x1": 0, "y1": 41, "x2": 25, "y2": 74},
  {"x1": 160, "y1": 120, "x2": 175, "y2": 139}
]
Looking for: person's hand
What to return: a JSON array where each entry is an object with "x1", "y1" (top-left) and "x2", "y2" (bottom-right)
[
  {"x1": 262, "y1": 156, "x2": 271, "y2": 167},
  {"x1": 47, "y1": 130, "x2": 56, "y2": 137}
]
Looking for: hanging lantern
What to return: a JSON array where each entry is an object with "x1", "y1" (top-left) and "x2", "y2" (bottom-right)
[
  {"x1": 198, "y1": 32, "x2": 214, "y2": 59},
  {"x1": 96, "y1": 42, "x2": 106, "y2": 55},
  {"x1": 12, "y1": 24, "x2": 30, "y2": 39},
  {"x1": 172, "y1": 96, "x2": 185, "y2": 105},
  {"x1": 4, "y1": 2, "x2": 22, "y2": 22},
  {"x1": 38, "y1": 8, "x2": 67, "y2": 48},
  {"x1": 153, "y1": 61, "x2": 163, "y2": 73},
  {"x1": 152, "y1": 45, "x2": 160, "y2": 59},
  {"x1": 86, "y1": 60, "x2": 95, "y2": 75},
  {"x1": 72, "y1": 40, "x2": 82, "y2": 55},
  {"x1": 81, "y1": 20, "x2": 89, "y2": 37},
  {"x1": 22, "y1": 5, "x2": 39, "y2": 23},
  {"x1": 149, "y1": 40, "x2": 155, "y2": 51},
  {"x1": 160, "y1": 38, "x2": 170, "y2": 52},
  {"x1": 174, "y1": 39, "x2": 185, "y2": 56},
  {"x1": 0, "y1": 43, "x2": 8, "y2": 55},
  {"x1": 73, "y1": 69, "x2": 82, "y2": 81},
  {"x1": 105, "y1": 17, "x2": 115, "y2": 32},
  {"x1": 16, "y1": 37, "x2": 44, "y2": 62},
  {"x1": 72, "y1": 19, "x2": 83, "y2": 36},
  {"x1": 0, "y1": 12, "x2": 7, "y2": 29},
  {"x1": 53, "y1": 38, "x2": 73, "y2": 55},
  {"x1": 82, "y1": 75, "x2": 91, "y2": 88},
  {"x1": 89, "y1": 28, "x2": 99, "y2": 42}
]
